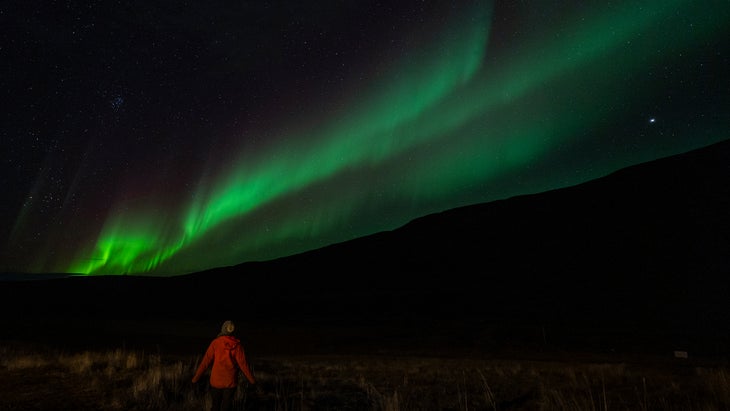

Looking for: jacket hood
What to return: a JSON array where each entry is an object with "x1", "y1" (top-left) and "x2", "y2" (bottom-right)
[{"x1": 218, "y1": 335, "x2": 240, "y2": 350}]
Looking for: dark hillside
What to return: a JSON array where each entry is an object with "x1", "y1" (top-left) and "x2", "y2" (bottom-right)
[
  {"x1": 208, "y1": 138, "x2": 730, "y2": 326},
  {"x1": 2, "y1": 138, "x2": 729, "y2": 355}
]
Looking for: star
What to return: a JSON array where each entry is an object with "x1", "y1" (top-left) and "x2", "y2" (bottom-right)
[{"x1": 111, "y1": 96, "x2": 124, "y2": 111}]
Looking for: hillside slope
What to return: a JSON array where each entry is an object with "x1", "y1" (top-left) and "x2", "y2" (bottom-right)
[{"x1": 1, "y1": 139, "x2": 729, "y2": 355}]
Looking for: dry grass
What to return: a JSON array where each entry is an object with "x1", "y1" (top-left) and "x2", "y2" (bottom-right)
[{"x1": 1, "y1": 344, "x2": 729, "y2": 410}]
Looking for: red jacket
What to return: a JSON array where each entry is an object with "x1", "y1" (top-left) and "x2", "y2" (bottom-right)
[{"x1": 192, "y1": 335, "x2": 256, "y2": 388}]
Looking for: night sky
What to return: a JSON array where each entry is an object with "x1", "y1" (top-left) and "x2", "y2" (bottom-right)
[{"x1": 2, "y1": 1, "x2": 728, "y2": 276}]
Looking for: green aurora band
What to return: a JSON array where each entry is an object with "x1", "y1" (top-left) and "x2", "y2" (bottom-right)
[{"x1": 68, "y1": 0, "x2": 729, "y2": 275}]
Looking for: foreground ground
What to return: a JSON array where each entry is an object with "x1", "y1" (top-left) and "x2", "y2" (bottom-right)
[
  {"x1": 1, "y1": 344, "x2": 729, "y2": 411},
  {"x1": 2, "y1": 316, "x2": 729, "y2": 410}
]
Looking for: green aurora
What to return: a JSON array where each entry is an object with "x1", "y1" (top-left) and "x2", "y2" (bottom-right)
[{"x1": 55, "y1": 0, "x2": 728, "y2": 275}]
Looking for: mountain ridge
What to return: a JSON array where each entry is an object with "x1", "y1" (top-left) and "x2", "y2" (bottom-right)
[
  {"x1": 163, "y1": 138, "x2": 730, "y2": 330},
  {"x1": 2, "y1": 139, "x2": 729, "y2": 330}
]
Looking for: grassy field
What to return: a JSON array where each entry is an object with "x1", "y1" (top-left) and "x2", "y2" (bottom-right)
[{"x1": 1, "y1": 341, "x2": 729, "y2": 411}]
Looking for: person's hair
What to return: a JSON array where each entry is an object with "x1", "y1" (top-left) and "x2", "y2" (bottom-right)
[{"x1": 218, "y1": 320, "x2": 235, "y2": 336}]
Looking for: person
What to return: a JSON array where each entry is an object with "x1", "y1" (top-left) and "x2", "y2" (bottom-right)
[{"x1": 192, "y1": 320, "x2": 256, "y2": 411}]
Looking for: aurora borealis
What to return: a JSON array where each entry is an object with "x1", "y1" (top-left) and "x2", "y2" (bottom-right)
[{"x1": 2, "y1": 1, "x2": 729, "y2": 276}]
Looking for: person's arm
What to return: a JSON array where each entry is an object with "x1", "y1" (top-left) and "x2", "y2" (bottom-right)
[
  {"x1": 234, "y1": 346, "x2": 256, "y2": 384},
  {"x1": 192, "y1": 341, "x2": 216, "y2": 383}
]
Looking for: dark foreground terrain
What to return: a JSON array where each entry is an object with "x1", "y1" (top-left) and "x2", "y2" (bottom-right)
[
  {"x1": 1, "y1": 280, "x2": 730, "y2": 410},
  {"x1": 1, "y1": 317, "x2": 730, "y2": 411}
]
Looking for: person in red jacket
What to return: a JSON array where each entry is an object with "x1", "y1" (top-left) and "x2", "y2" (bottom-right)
[{"x1": 192, "y1": 320, "x2": 256, "y2": 411}]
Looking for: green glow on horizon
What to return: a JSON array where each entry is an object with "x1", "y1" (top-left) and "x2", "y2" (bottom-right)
[{"x1": 67, "y1": 0, "x2": 729, "y2": 275}]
